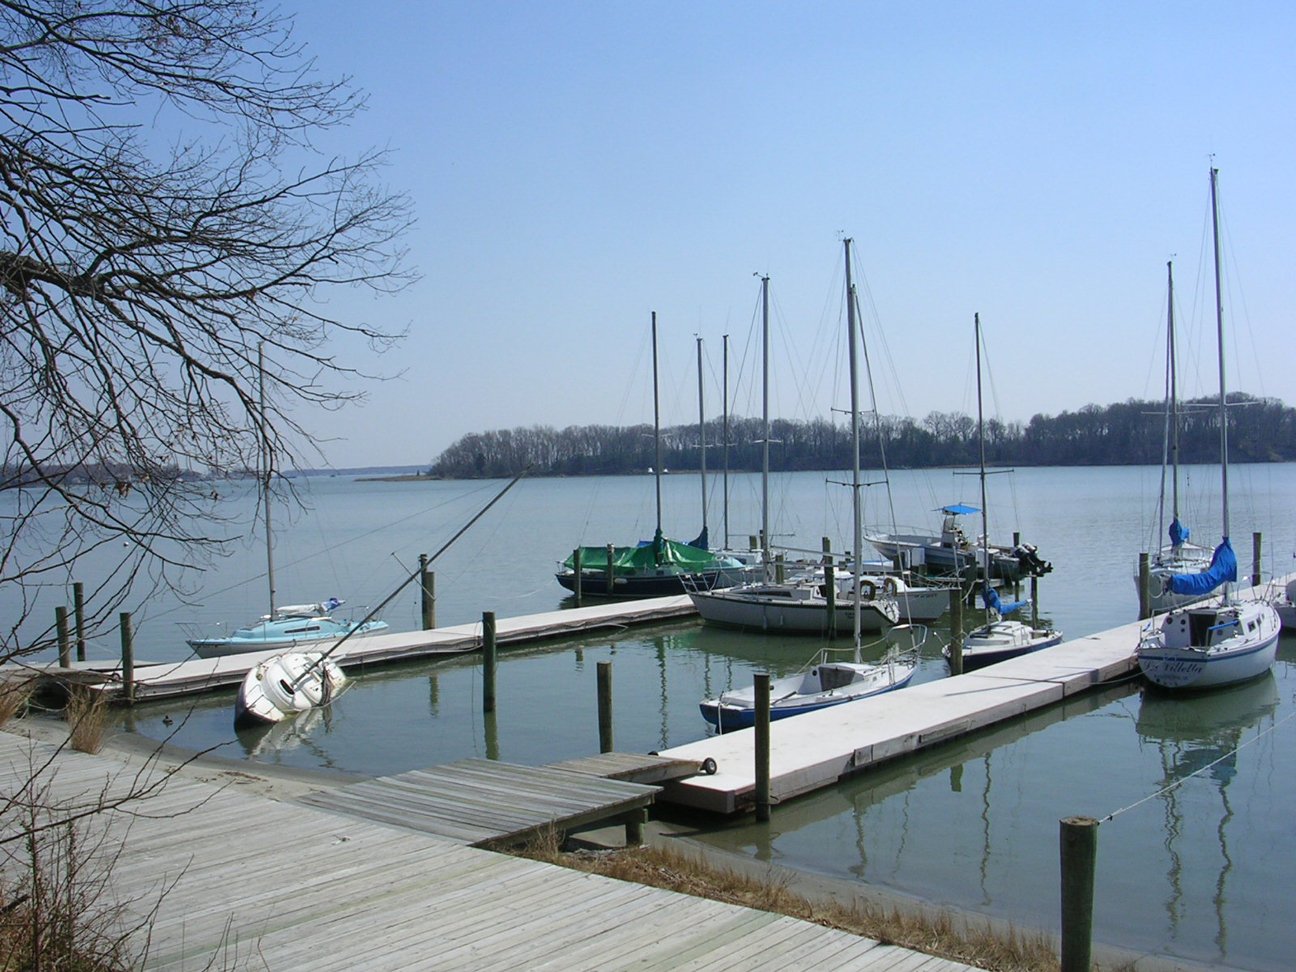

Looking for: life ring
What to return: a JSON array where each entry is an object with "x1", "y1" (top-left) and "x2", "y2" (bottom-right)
[
  {"x1": 860, "y1": 580, "x2": 878, "y2": 600},
  {"x1": 882, "y1": 577, "x2": 899, "y2": 597}
]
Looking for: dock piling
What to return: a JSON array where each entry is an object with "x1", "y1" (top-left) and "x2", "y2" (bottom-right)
[
  {"x1": 482, "y1": 611, "x2": 497, "y2": 714},
  {"x1": 947, "y1": 588, "x2": 963, "y2": 675},
  {"x1": 120, "y1": 612, "x2": 134, "y2": 704},
  {"x1": 754, "y1": 673, "x2": 771, "y2": 822},
  {"x1": 825, "y1": 563, "x2": 837, "y2": 638},
  {"x1": 1252, "y1": 531, "x2": 1262, "y2": 587},
  {"x1": 597, "y1": 660, "x2": 613, "y2": 754},
  {"x1": 605, "y1": 543, "x2": 615, "y2": 596},
  {"x1": 1137, "y1": 552, "x2": 1151, "y2": 619},
  {"x1": 56, "y1": 606, "x2": 71, "y2": 668},
  {"x1": 419, "y1": 555, "x2": 436, "y2": 629},
  {"x1": 1060, "y1": 815, "x2": 1098, "y2": 972},
  {"x1": 572, "y1": 548, "x2": 582, "y2": 605},
  {"x1": 1031, "y1": 575, "x2": 1039, "y2": 626},
  {"x1": 774, "y1": 553, "x2": 785, "y2": 584},
  {"x1": 73, "y1": 581, "x2": 86, "y2": 662}
]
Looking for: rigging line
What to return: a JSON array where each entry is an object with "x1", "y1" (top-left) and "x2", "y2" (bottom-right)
[{"x1": 1099, "y1": 705, "x2": 1296, "y2": 825}]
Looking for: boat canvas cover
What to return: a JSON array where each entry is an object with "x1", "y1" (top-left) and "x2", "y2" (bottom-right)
[
  {"x1": 1169, "y1": 516, "x2": 1190, "y2": 546},
  {"x1": 981, "y1": 584, "x2": 1028, "y2": 616},
  {"x1": 564, "y1": 536, "x2": 730, "y2": 571},
  {"x1": 940, "y1": 504, "x2": 979, "y2": 516},
  {"x1": 1169, "y1": 537, "x2": 1236, "y2": 596}
]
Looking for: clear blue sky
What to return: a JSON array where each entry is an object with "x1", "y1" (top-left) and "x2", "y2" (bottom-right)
[{"x1": 284, "y1": 1, "x2": 1296, "y2": 468}]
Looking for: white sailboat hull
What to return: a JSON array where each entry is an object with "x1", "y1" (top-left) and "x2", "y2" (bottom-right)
[
  {"x1": 235, "y1": 651, "x2": 348, "y2": 727},
  {"x1": 1137, "y1": 601, "x2": 1281, "y2": 690}
]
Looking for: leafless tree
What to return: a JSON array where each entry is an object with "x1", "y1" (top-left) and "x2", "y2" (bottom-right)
[{"x1": 0, "y1": 1, "x2": 415, "y2": 656}]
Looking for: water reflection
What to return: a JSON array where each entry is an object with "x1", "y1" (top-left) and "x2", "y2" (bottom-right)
[{"x1": 1134, "y1": 674, "x2": 1280, "y2": 957}]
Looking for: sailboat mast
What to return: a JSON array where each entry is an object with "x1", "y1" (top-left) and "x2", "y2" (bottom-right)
[
  {"x1": 975, "y1": 313, "x2": 990, "y2": 616},
  {"x1": 258, "y1": 343, "x2": 276, "y2": 618},
  {"x1": 1167, "y1": 260, "x2": 1181, "y2": 530},
  {"x1": 722, "y1": 333, "x2": 731, "y2": 550},
  {"x1": 1209, "y1": 167, "x2": 1230, "y2": 545},
  {"x1": 651, "y1": 311, "x2": 663, "y2": 554},
  {"x1": 845, "y1": 238, "x2": 862, "y2": 648},
  {"x1": 696, "y1": 336, "x2": 708, "y2": 538},
  {"x1": 760, "y1": 275, "x2": 771, "y2": 566}
]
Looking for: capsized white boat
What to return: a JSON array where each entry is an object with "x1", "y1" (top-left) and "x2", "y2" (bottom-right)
[
  {"x1": 234, "y1": 650, "x2": 348, "y2": 728},
  {"x1": 1136, "y1": 168, "x2": 1280, "y2": 691}
]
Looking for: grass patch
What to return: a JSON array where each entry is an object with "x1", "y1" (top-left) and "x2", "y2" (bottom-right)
[
  {"x1": 0, "y1": 680, "x2": 32, "y2": 727},
  {"x1": 514, "y1": 838, "x2": 1071, "y2": 972},
  {"x1": 65, "y1": 687, "x2": 109, "y2": 754}
]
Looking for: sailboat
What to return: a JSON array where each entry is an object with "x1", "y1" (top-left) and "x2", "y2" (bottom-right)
[
  {"x1": 187, "y1": 346, "x2": 388, "y2": 658},
  {"x1": 1138, "y1": 259, "x2": 1213, "y2": 614},
  {"x1": 687, "y1": 263, "x2": 898, "y2": 634},
  {"x1": 946, "y1": 314, "x2": 1061, "y2": 671},
  {"x1": 1136, "y1": 167, "x2": 1281, "y2": 690},
  {"x1": 554, "y1": 313, "x2": 756, "y2": 598},
  {"x1": 699, "y1": 240, "x2": 921, "y2": 730}
]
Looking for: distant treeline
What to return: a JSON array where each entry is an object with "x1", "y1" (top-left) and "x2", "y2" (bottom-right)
[{"x1": 427, "y1": 393, "x2": 1296, "y2": 479}]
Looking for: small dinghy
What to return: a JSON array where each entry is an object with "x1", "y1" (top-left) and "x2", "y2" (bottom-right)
[{"x1": 234, "y1": 651, "x2": 348, "y2": 728}]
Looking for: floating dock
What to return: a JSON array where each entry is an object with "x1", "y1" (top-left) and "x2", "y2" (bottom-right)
[
  {"x1": 15, "y1": 596, "x2": 698, "y2": 702},
  {"x1": 655, "y1": 577, "x2": 1288, "y2": 814}
]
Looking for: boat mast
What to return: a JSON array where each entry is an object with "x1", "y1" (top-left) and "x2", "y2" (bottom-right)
[
  {"x1": 1209, "y1": 167, "x2": 1230, "y2": 589},
  {"x1": 723, "y1": 333, "x2": 731, "y2": 550},
  {"x1": 975, "y1": 313, "x2": 990, "y2": 621},
  {"x1": 760, "y1": 274, "x2": 771, "y2": 569},
  {"x1": 1167, "y1": 260, "x2": 1181, "y2": 539},
  {"x1": 845, "y1": 239, "x2": 863, "y2": 650},
  {"x1": 651, "y1": 311, "x2": 663, "y2": 559},
  {"x1": 696, "y1": 336, "x2": 708, "y2": 543},
  {"x1": 258, "y1": 343, "x2": 276, "y2": 618}
]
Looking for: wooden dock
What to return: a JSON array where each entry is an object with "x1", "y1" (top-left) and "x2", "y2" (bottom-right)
[
  {"x1": 0, "y1": 730, "x2": 983, "y2": 971},
  {"x1": 16, "y1": 595, "x2": 697, "y2": 702},
  {"x1": 657, "y1": 615, "x2": 1146, "y2": 814}
]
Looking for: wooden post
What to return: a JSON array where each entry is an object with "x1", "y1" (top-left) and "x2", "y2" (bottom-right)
[
  {"x1": 824, "y1": 562, "x2": 837, "y2": 638},
  {"x1": 1252, "y1": 531, "x2": 1262, "y2": 587},
  {"x1": 572, "y1": 547, "x2": 583, "y2": 606},
  {"x1": 1031, "y1": 575, "x2": 1039, "y2": 626},
  {"x1": 56, "y1": 606, "x2": 71, "y2": 668},
  {"x1": 419, "y1": 555, "x2": 435, "y2": 629},
  {"x1": 754, "y1": 673, "x2": 771, "y2": 822},
  {"x1": 1060, "y1": 816, "x2": 1098, "y2": 972},
  {"x1": 1012, "y1": 531, "x2": 1022, "y2": 598},
  {"x1": 605, "y1": 543, "x2": 615, "y2": 597},
  {"x1": 73, "y1": 581, "x2": 86, "y2": 662},
  {"x1": 947, "y1": 587, "x2": 963, "y2": 675},
  {"x1": 1137, "y1": 552, "x2": 1151, "y2": 620},
  {"x1": 774, "y1": 553, "x2": 785, "y2": 584},
  {"x1": 482, "y1": 611, "x2": 497, "y2": 714},
  {"x1": 625, "y1": 807, "x2": 647, "y2": 847},
  {"x1": 821, "y1": 536, "x2": 831, "y2": 563},
  {"x1": 597, "y1": 660, "x2": 614, "y2": 754},
  {"x1": 749, "y1": 534, "x2": 758, "y2": 551},
  {"x1": 120, "y1": 612, "x2": 135, "y2": 704}
]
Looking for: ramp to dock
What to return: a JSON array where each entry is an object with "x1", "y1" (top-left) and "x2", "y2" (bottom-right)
[{"x1": 657, "y1": 616, "x2": 1146, "y2": 814}]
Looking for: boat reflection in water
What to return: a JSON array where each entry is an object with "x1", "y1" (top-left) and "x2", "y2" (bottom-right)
[{"x1": 1134, "y1": 674, "x2": 1280, "y2": 961}]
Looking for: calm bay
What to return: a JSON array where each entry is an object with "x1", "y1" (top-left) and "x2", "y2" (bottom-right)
[{"x1": 10, "y1": 462, "x2": 1296, "y2": 969}]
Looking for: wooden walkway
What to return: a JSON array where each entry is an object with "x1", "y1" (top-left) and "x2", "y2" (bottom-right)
[
  {"x1": 14, "y1": 596, "x2": 697, "y2": 703},
  {"x1": 658, "y1": 615, "x2": 1147, "y2": 814},
  {"x1": 297, "y1": 758, "x2": 662, "y2": 848},
  {"x1": 0, "y1": 730, "x2": 982, "y2": 972}
]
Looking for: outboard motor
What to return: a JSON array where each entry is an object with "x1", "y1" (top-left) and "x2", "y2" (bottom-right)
[{"x1": 1013, "y1": 543, "x2": 1053, "y2": 577}]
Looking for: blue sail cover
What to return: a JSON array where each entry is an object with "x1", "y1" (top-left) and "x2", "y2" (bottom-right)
[
  {"x1": 981, "y1": 584, "x2": 1028, "y2": 616},
  {"x1": 940, "y1": 504, "x2": 979, "y2": 516},
  {"x1": 1168, "y1": 537, "x2": 1236, "y2": 596},
  {"x1": 1169, "y1": 517, "x2": 1190, "y2": 546}
]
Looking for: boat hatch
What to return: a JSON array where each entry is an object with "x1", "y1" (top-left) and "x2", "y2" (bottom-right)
[{"x1": 817, "y1": 666, "x2": 856, "y2": 691}]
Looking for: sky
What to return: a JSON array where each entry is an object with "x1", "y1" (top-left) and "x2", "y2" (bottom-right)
[{"x1": 280, "y1": 1, "x2": 1296, "y2": 468}]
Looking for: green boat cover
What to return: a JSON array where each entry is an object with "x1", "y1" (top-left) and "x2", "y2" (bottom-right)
[{"x1": 563, "y1": 533, "x2": 735, "y2": 572}]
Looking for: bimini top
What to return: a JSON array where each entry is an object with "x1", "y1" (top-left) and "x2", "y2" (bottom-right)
[{"x1": 938, "y1": 503, "x2": 980, "y2": 516}]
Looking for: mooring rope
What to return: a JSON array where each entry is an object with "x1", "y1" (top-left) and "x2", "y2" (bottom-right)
[{"x1": 1099, "y1": 701, "x2": 1296, "y2": 824}]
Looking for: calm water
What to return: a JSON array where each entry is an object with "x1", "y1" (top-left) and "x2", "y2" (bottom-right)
[{"x1": 9, "y1": 464, "x2": 1296, "y2": 969}]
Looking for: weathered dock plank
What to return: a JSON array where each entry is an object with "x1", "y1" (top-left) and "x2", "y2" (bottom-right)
[
  {"x1": 0, "y1": 729, "x2": 980, "y2": 971},
  {"x1": 297, "y1": 757, "x2": 660, "y2": 846}
]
